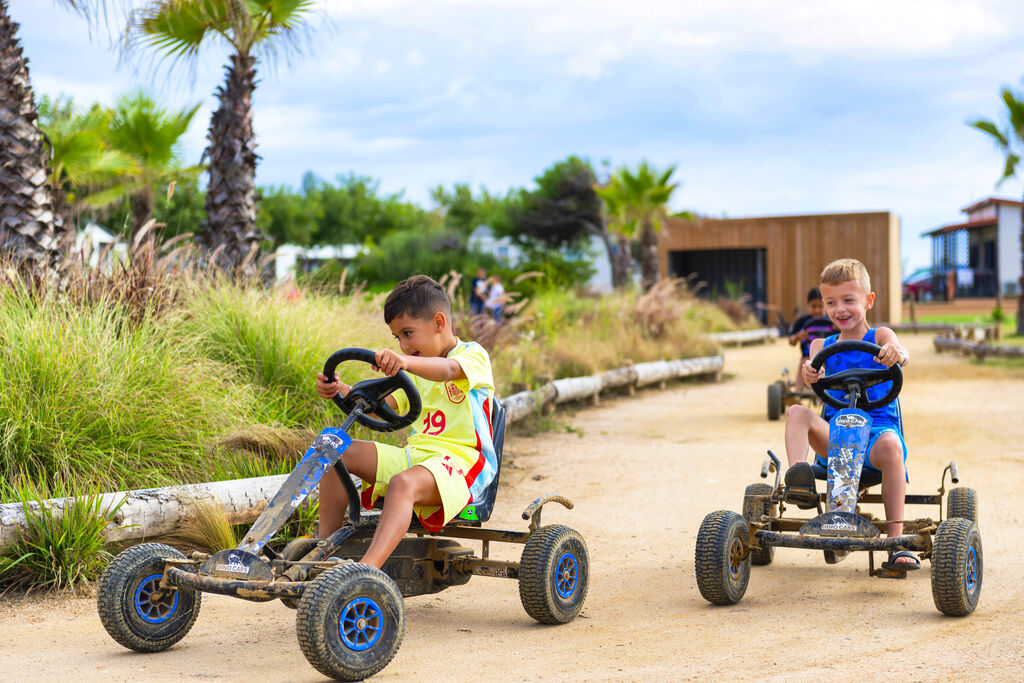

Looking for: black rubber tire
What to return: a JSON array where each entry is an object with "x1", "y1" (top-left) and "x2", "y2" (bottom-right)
[
  {"x1": 296, "y1": 563, "x2": 405, "y2": 681},
  {"x1": 947, "y1": 487, "x2": 979, "y2": 524},
  {"x1": 767, "y1": 382, "x2": 783, "y2": 420},
  {"x1": 931, "y1": 518, "x2": 982, "y2": 617},
  {"x1": 742, "y1": 483, "x2": 775, "y2": 566},
  {"x1": 695, "y1": 510, "x2": 750, "y2": 605},
  {"x1": 518, "y1": 525, "x2": 590, "y2": 624},
  {"x1": 280, "y1": 537, "x2": 321, "y2": 609},
  {"x1": 97, "y1": 543, "x2": 201, "y2": 652}
]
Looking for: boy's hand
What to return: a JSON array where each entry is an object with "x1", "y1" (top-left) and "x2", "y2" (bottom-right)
[
  {"x1": 374, "y1": 349, "x2": 408, "y2": 376},
  {"x1": 316, "y1": 371, "x2": 350, "y2": 399},
  {"x1": 875, "y1": 342, "x2": 907, "y2": 368},
  {"x1": 802, "y1": 358, "x2": 824, "y2": 385}
]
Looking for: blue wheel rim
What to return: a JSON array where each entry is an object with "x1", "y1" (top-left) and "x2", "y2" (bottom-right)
[
  {"x1": 555, "y1": 552, "x2": 578, "y2": 599},
  {"x1": 133, "y1": 573, "x2": 179, "y2": 624},
  {"x1": 966, "y1": 545, "x2": 978, "y2": 592},
  {"x1": 339, "y1": 597, "x2": 383, "y2": 651}
]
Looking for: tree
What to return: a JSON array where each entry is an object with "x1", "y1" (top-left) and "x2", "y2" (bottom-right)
[
  {"x1": 970, "y1": 87, "x2": 1024, "y2": 335},
  {"x1": 129, "y1": 0, "x2": 315, "y2": 276},
  {"x1": 0, "y1": 2, "x2": 71, "y2": 279},
  {"x1": 597, "y1": 161, "x2": 683, "y2": 290},
  {"x1": 106, "y1": 89, "x2": 199, "y2": 241},
  {"x1": 504, "y1": 155, "x2": 625, "y2": 288}
]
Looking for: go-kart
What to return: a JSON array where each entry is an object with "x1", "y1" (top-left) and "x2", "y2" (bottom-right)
[
  {"x1": 766, "y1": 316, "x2": 835, "y2": 420},
  {"x1": 97, "y1": 348, "x2": 589, "y2": 681},
  {"x1": 699, "y1": 340, "x2": 982, "y2": 617}
]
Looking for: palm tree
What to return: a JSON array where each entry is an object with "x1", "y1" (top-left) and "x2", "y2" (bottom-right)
[
  {"x1": 970, "y1": 87, "x2": 1024, "y2": 335},
  {"x1": 127, "y1": 0, "x2": 315, "y2": 276},
  {"x1": 597, "y1": 162, "x2": 684, "y2": 290},
  {"x1": 38, "y1": 96, "x2": 135, "y2": 228},
  {"x1": 0, "y1": 2, "x2": 70, "y2": 278},
  {"x1": 106, "y1": 90, "x2": 199, "y2": 241},
  {"x1": 594, "y1": 179, "x2": 635, "y2": 289}
]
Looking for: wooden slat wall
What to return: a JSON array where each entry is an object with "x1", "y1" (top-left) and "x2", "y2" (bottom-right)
[{"x1": 659, "y1": 211, "x2": 900, "y2": 324}]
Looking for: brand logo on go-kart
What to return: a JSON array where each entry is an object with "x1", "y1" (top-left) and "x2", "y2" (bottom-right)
[
  {"x1": 445, "y1": 381, "x2": 466, "y2": 404},
  {"x1": 313, "y1": 433, "x2": 343, "y2": 450},
  {"x1": 820, "y1": 515, "x2": 858, "y2": 531},
  {"x1": 215, "y1": 552, "x2": 251, "y2": 575},
  {"x1": 836, "y1": 414, "x2": 868, "y2": 428}
]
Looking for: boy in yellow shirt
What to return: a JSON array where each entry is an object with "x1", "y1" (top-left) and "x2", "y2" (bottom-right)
[{"x1": 315, "y1": 275, "x2": 497, "y2": 569}]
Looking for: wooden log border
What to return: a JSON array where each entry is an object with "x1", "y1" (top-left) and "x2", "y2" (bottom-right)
[
  {"x1": 1, "y1": 352, "x2": 725, "y2": 550},
  {"x1": 933, "y1": 335, "x2": 1024, "y2": 360}
]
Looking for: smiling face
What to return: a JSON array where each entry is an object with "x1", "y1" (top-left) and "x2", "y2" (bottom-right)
[
  {"x1": 387, "y1": 312, "x2": 454, "y2": 358},
  {"x1": 820, "y1": 279, "x2": 874, "y2": 335}
]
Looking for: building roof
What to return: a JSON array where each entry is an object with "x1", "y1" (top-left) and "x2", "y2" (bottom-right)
[
  {"x1": 960, "y1": 196, "x2": 1023, "y2": 214},
  {"x1": 923, "y1": 216, "x2": 997, "y2": 237}
]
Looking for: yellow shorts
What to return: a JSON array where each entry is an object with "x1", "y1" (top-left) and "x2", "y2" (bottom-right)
[{"x1": 362, "y1": 443, "x2": 472, "y2": 532}]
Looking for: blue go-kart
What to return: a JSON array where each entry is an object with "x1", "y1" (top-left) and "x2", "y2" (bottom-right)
[
  {"x1": 696, "y1": 340, "x2": 982, "y2": 617},
  {"x1": 97, "y1": 349, "x2": 590, "y2": 680}
]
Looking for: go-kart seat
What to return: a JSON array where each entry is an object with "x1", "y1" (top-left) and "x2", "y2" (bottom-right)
[
  {"x1": 810, "y1": 462, "x2": 882, "y2": 489},
  {"x1": 375, "y1": 396, "x2": 506, "y2": 527}
]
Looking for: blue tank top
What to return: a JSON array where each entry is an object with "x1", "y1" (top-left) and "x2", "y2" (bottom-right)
[{"x1": 821, "y1": 329, "x2": 902, "y2": 432}]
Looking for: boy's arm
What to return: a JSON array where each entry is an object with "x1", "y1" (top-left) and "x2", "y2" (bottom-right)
[
  {"x1": 374, "y1": 349, "x2": 466, "y2": 383},
  {"x1": 801, "y1": 338, "x2": 827, "y2": 384},
  {"x1": 874, "y1": 327, "x2": 909, "y2": 368}
]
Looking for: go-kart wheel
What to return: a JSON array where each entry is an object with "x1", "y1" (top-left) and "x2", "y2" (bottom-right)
[
  {"x1": 97, "y1": 543, "x2": 201, "y2": 652},
  {"x1": 296, "y1": 563, "x2": 405, "y2": 681},
  {"x1": 518, "y1": 525, "x2": 590, "y2": 624},
  {"x1": 767, "y1": 382, "x2": 783, "y2": 420},
  {"x1": 931, "y1": 518, "x2": 982, "y2": 617},
  {"x1": 742, "y1": 484, "x2": 775, "y2": 566},
  {"x1": 947, "y1": 487, "x2": 979, "y2": 524},
  {"x1": 280, "y1": 537, "x2": 321, "y2": 609},
  {"x1": 695, "y1": 510, "x2": 750, "y2": 605}
]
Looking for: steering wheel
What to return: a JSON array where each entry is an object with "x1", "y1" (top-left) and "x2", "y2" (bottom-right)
[
  {"x1": 322, "y1": 348, "x2": 421, "y2": 432},
  {"x1": 810, "y1": 340, "x2": 902, "y2": 411}
]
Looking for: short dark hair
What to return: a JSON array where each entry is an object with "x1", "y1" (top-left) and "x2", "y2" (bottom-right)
[
  {"x1": 806, "y1": 287, "x2": 822, "y2": 302},
  {"x1": 384, "y1": 275, "x2": 451, "y2": 324}
]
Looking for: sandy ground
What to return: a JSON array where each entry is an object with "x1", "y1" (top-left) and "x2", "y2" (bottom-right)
[{"x1": 2, "y1": 334, "x2": 1023, "y2": 681}]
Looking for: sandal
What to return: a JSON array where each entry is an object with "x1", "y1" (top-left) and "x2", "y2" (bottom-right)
[
  {"x1": 881, "y1": 550, "x2": 921, "y2": 572},
  {"x1": 784, "y1": 462, "x2": 820, "y2": 509}
]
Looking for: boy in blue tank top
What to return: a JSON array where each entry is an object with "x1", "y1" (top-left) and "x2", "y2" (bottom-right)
[{"x1": 783, "y1": 258, "x2": 918, "y2": 569}]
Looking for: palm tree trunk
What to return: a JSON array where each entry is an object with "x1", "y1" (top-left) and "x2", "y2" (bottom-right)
[
  {"x1": 615, "y1": 235, "x2": 632, "y2": 288},
  {"x1": 200, "y1": 52, "x2": 262, "y2": 277},
  {"x1": 0, "y1": 1, "x2": 67, "y2": 281},
  {"x1": 639, "y1": 219, "x2": 659, "y2": 290},
  {"x1": 581, "y1": 218, "x2": 624, "y2": 289},
  {"x1": 129, "y1": 185, "x2": 154, "y2": 246}
]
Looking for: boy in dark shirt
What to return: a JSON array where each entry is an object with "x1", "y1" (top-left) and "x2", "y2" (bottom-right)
[{"x1": 788, "y1": 288, "x2": 835, "y2": 391}]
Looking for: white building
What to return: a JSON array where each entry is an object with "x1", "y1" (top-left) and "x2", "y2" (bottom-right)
[
  {"x1": 74, "y1": 223, "x2": 128, "y2": 269},
  {"x1": 924, "y1": 197, "x2": 1022, "y2": 297},
  {"x1": 467, "y1": 224, "x2": 614, "y2": 293},
  {"x1": 273, "y1": 243, "x2": 364, "y2": 283}
]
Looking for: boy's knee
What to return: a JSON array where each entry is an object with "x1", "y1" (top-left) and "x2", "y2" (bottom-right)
[
  {"x1": 386, "y1": 470, "x2": 417, "y2": 499},
  {"x1": 785, "y1": 404, "x2": 810, "y2": 421},
  {"x1": 871, "y1": 437, "x2": 904, "y2": 469}
]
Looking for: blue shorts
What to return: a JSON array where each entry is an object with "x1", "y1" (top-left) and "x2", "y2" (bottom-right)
[{"x1": 815, "y1": 426, "x2": 909, "y2": 481}]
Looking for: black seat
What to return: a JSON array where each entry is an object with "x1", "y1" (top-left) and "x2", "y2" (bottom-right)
[{"x1": 811, "y1": 462, "x2": 882, "y2": 489}]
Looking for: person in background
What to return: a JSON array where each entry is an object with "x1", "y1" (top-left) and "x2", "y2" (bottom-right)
[
  {"x1": 484, "y1": 274, "x2": 505, "y2": 323},
  {"x1": 470, "y1": 267, "x2": 488, "y2": 315}
]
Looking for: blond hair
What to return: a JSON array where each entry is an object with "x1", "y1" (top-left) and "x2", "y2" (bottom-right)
[{"x1": 820, "y1": 258, "x2": 871, "y2": 293}]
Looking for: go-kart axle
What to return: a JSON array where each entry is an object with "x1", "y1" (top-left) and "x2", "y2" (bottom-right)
[{"x1": 755, "y1": 530, "x2": 927, "y2": 552}]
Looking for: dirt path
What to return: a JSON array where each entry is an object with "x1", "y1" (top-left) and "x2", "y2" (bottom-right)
[{"x1": 3, "y1": 335, "x2": 1023, "y2": 681}]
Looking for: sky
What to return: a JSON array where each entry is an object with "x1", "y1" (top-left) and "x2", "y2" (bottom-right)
[{"x1": 13, "y1": 0, "x2": 1024, "y2": 271}]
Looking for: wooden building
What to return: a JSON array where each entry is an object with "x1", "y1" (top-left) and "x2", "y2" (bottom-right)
[{"x1": 658, "y1": 211, "x2": 901, "y2": 325}]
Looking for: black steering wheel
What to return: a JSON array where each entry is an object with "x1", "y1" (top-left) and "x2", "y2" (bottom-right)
[
  {"x1": 810, "y1": 340, "x2": 902, "y2": 411},
  {"x1": 322, "y1": 348, "x2": 421, "y2": 432}
]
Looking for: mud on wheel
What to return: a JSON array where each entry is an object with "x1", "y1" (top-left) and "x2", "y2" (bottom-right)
[
  {"x1": 931, "y1": 518, "x2": 982, "y2": 617},
  {"x1": 518, "y1": 524, "x2": 590, "y2": 624},
  {"x1": 296, "y1": 563, "x2": 405, "y2": 681},
  {"x1": 695, "y1": 510, "x2": 750, "y2": 605},
  {"x1": 97, "y1": 543, "x2": 202, "y2": 652},
  {"x1": 742, "y1": 484, "x2": 775, "y2": 566},
  {"x1": 946, "y1": 487, "x2": 979, "y2": 524}
]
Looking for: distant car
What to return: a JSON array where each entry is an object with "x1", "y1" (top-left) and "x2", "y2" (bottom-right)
[{"x1": 902, "y1": 267, "x2": 934, "y2": 301}]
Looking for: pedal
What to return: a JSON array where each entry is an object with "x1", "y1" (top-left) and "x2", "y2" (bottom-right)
[{"x1": 875, "y1": 568, "x2": 908, "y2": 580}]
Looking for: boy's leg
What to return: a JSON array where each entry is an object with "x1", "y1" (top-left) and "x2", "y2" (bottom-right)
[
  {"x1": 317, "y1": 440, "x2": 378, "y2": 538},
  {"x1": 868, "y1": 433, "x2": 908, "y2": 539},
  {"x1": 359, "y1": 465, "x2": 442, "y2": 569},
  {"x1": 784, "y1": 404, "x2": 829, "y2": 467}
]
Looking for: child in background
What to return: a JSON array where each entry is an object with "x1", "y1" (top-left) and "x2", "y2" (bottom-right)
[{"x1": 788, "y1": 288, "x2": 836, "y2": 391}]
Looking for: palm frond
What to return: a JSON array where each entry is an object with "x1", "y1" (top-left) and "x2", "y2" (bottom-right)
[
  {"x1": 969, "y1": 118, "x2": 1009, "y2": 148},
  {"x1": 998, "y1": 152, "x2": 1021, "y2": 186},
  {"x1": 1001, "y1": 88, "x2": 1024, "y2": 136}
]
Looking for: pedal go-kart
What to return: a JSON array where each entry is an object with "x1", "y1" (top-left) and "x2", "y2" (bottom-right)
[
  {"x1": 699, "y1": 340, "x2": 981, "y2": 617},
  {"x1": 766, "y1": 316, "x2": 835, "y2": 420},
  {"x1": 98, "y1": 348, "x2": 590, "y2": 680}
]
